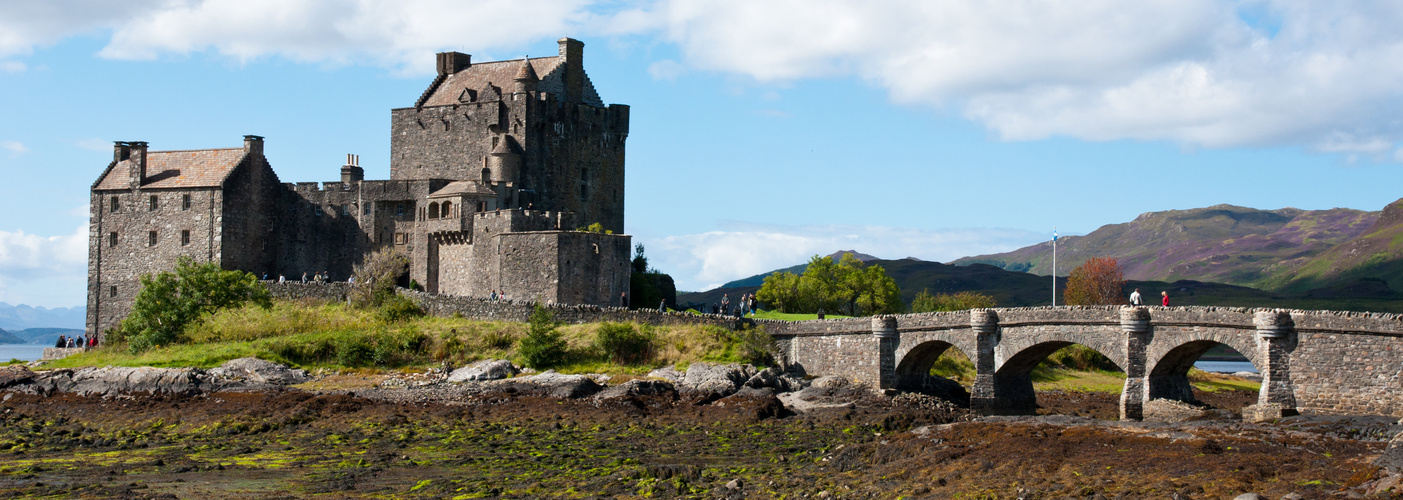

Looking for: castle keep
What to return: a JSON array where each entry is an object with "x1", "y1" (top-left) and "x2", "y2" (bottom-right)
[{"x1": 87, "y1": 38, "x2": 631, "y2": 336}]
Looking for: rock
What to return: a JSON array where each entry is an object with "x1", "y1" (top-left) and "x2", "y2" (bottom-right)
[
  {"x1": 810, "y1": 376, "x2": 849, "y2": 389},
  {"x1": 646, "y1": 366, "x2": 684, "y2": 384},
  {"x1": 593, "y1": 379, "x2": 676, "y2": 401},
  {"x1": 0, "y1": 365, "x2": 35, "y2": 389},
  {"x1": 1233, "y1": 493, "x2": 1264, "y2": 500},
  {"x1": 725, "y1": 478, "x2": 743, "y2": 490},
  {"x1": 446, "y1": 359, "x2": 518, "y2": 383},
  {"x1": 1376, "y1": 433, "x2": 1403, "y2": 472},
  {"x1": 680, "y1": 363, "x2": 755, "y2": 397},
  {"x1": 209, "y1": 357, "x2": 311, "y2": 385},
  {"x1": 488, "y1": 370, "x2": 602, "y2": 398},
  {"x1": 64, "y1": 366, "x2": 207, "y2": 396},
  {"x1": 1144, "y1": 399, "x2": 1210, "y2": 423},
  {"x1": 731, "y1": 386, "x2": 775, "y2": 399},
  {"x1": 743, "y1": 367, "x2": 802, "y2": 393},
  {"x1": 1280, "y1": 493, "x2": 1304, "y2": 500},
  {"x1": 1242, "y1": 403, "x2": 1298, "y2": 423},
  {"x1": 1363, "y1": 471, "x2": 1403, "y2": 496}
]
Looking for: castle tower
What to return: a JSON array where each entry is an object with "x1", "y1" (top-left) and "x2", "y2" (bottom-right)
[{"x1": 513, "y1": 58, "x2": 538, "y2": 94}]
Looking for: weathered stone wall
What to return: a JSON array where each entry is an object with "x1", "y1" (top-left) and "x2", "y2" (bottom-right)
[
  {"x1": 219, "y1": 139, "x2": 282, "y2": 277},
  {"x1": 88, "y1": 184, "x2": 225, "y2": 337}
]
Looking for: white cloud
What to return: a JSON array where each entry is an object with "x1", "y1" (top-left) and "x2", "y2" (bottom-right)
[
  {"x1": 5, "y1": 1, "x2": 1403, "y2": 153},
  {"x1": 0, "y1": 226, "x2": 88, "y2": 307},
  {"x1": 0, "y1": 60, "x2": 23, "y2": 72},
  {"x1": 1, "y1": 141, "x2": 26, "y2": 155},
  {"x1": 646, "y1": 223, "x2": 1043, "y2": 292}
]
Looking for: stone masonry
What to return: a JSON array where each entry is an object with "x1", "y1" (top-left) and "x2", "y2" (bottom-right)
[
  {"x1": 88, "y1": 38, "x2": 631, "y2": 336},
  {"x1": 764, "y1": 305, "x2": 1403, "y2": 420}
]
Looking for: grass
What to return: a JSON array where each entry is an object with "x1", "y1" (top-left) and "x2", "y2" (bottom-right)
[
  {"x1": 749, "y1": 310, "x2": 852, "y2": 321},
  {"x1": 47, "y1": 298, "x2": 774, "y2": 374}
]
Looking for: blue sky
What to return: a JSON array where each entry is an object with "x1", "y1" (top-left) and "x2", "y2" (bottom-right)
[{"x1": 2, "y1": 0, "x2": 1403, "y2": 308}]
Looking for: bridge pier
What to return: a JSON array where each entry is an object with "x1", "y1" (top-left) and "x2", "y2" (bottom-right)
[
  {"x1": 969, "y1": 310, "x2": 1004, "y2": 412},
  {"x1": 1119, "y1": 307, "x2": 1151, "y2": 421},
  {"x1": 1245, "y1": 310, "x2": 1298, "y2": 421},
  {"x1": 874, "y1": 316, "x2": 899, "y2": 392}
]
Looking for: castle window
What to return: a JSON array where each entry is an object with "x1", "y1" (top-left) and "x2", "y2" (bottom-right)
[
  {"x1": 110, "y1": 196, "x2": 119, "y2": 212},
  {"x1": 109, "y1": 285, "x2": 117, "y2": 298},
  {"x1": 396, "y1": 204, "x2": 405, "y2": 216},
  {"x1": 182, "y1": 194, "x2": 191, "y2": 210},
  {"x1": 149, "y1": 195, "x2": 158, "y2": 211},
  {"x1": 181, "y1": 230, "x2": 190, "y2": 246},
  {"x1": 428, "y1": 202, "x2": 439, "y2": 219},
  {"x1": 148, "y1": 231, "x2": 157, "y2": 247},
  {"x1": 394, "y1": 233, "x2": 408, "y2": 245},
  {"x1": 341, "y1": 204, "x2": 349, "y2": 216},
  {"x1": 442, "y1": 201, "x2": 452, "y2": 218},
  {"x1": 314, "y1": 205, "x2": 322, "y2": 216},
  {"x1": 580, "y1": 168, "x2": 589, "y2": 200},
  {"x1": 364, "y1": 205, "x2": 371, "y2": 216},
  {"x1": 108, "y1": 232, "x2": 117, "y2": 247}
]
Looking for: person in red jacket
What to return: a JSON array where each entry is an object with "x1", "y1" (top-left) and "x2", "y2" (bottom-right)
[{"x1": 1161, "y1": 291, "x2": 1170, "y2": 306}]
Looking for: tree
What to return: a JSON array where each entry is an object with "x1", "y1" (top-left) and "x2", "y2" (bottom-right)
[
  {"x1": 628, "y1": 244, "x2": 676, "y2": 309},
  {"x1": 116, "y1": 257, "x2": 271, "y2": 353},
  {"x1": 518, "y1": 304, "x2": 567, "y2": 368},
  {"x1": 350, "y1": 248, "x2": 411, "y2": 308},
  {"x1": 756, "y1": 253, "x2": 902, "y2": 316},
  {"x1": 910, "y1": 290, "x2": 997, "y2": 313},
  {"x1": 1063, "y1": 257, "x2": 1126, "y2": 306}
]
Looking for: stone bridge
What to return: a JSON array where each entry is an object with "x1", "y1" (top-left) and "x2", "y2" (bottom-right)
[{"x1": 763, "y1": 306, "x2": 1403, "y2": 420}]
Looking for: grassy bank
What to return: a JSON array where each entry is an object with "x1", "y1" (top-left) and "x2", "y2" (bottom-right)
[{"x1": 48, "y1": 299, "x2": 771, "y2": 374}]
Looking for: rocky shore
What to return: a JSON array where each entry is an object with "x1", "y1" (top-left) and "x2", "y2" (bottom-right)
[{"x1": 0, "y1": 359, "x2": 1400, "y2": 498}]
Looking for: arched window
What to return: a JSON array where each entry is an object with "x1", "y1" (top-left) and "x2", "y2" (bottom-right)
[
  {"x1": 428, "y1": 202, "x2": 439, "y2": 219},
  {"x1": 441, "y1": 201, "x2": 452, "y2": 218}
]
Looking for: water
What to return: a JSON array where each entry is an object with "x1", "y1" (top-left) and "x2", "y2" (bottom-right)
[
  {"x1": 1194, "y1": 360, "x2": 1257, "y2": 374},
  {"x1": 0, "y1": 345, "x2": 48, "y2": 362}
]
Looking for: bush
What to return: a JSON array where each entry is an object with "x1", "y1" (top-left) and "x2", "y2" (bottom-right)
[
  {"x1": 518, "y1": 305, "x2": 567, "y2": 369},
  {"x1": 1044, "y1": 345, "x2": 1119, "y2": 371},
  {"x1": 595, "y1": 322, "x2": 655, "y2": 364},
  {"x1": 116, "y1": 257, "x2": 271, "y2": 353},
  {"x1": 910, "y1": 290, "x2": 997, "y2": 313},
  {"x1": 350, "y1": 248, "x2": 410, "y2": 308},
  {"x1": 704, "y1": 325, "x2": 774, "y2": 366},
  {"x1": 377, "y1": 294, "x2": 424, "y2": 323}
]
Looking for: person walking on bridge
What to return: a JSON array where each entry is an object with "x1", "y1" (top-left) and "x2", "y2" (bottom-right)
[
  {"x1": 1161, "y1": 291, "x2": 1170, "y2": 307},
  {"x1": 1129, "y1": 288, "x2": 1143, "y2": 306}
]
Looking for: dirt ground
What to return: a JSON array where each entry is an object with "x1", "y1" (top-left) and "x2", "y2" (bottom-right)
[{"x1": 0, "y1": 387, "x2": 1391, "y2": 499}]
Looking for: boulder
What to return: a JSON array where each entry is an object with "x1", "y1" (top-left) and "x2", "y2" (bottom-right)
[
  {"x1": 810, "y1": 376, "x2": 849, "y2": 389},
  {"x1": 1144, "y1": 399, "x2": 1210, "y2": 423},
  {"x1": 447, "y1": 359, "x2": 518, "y2": 383},
  {"x1": 680, "y1": 363, "x2": 755, "y2": 396},
  {"x1": 209, "y1": 357, "x2": 311, "y2": 385},
  {"x1": 0, "y1": 365, "x2": 35, "y2": 390},
  {"x1": 593, "y1": 379, "x2": 677, "y2": 401},
  {"x1": 66, "y1": 366, "x2": 208, "y2": 396},
  {"x1": 488, "y1": 370, "x2": 602, "y2": 398},
  {"x1": 645, "y1": 366, "x2": 684, "y2": 384},
  {"x1": 742, "y1": 367, "x2": 802, "y2": 393}
]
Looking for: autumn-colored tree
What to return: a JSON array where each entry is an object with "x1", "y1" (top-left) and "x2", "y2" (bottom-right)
[{"x1": 1063, "y1": 257, "x2": 1125, "y2": 305}]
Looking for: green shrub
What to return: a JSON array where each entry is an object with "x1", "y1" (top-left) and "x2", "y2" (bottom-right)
[
  {"x1": 117, "y1": 257, "x2": 272, "y2": 353},
  {"x1": 595, "y1": 322, "x2": 655, "y2": 364},
  {"x1": 703, "y1": 325, "x2": 774, "y2": 366},
  {"x1": 378, "y1": 294, "x2": 424, "y2": 323},
  {"x1": 334, "y1": 334, "x2": 374, "y2": 366},
  {"x1": 1044, "y1": 345, "x2": 1119, "y2": 372},
  {"x1": 479, "y1": 328, "x2": 517, "y2": 351},
  {"x1": 518, "y1": 305, "x2": 566, "y2": 369}
]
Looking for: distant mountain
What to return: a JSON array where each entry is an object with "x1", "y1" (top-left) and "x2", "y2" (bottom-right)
[
  {"x1": 1275, "y1": 199, "x2": 1403, "y2": 294},
  {"x1": 0, "y1": 328, "x2": 22, "y2": 344},
  {"x1": 953, "y1": 203, "x2": 1383, "y2": 293},
  {"x1": 0, "y1": 302, "x2": 86, "y2": 330},
  {"x1": 12, "y1": 328, "x2": 85, "y2": 346}
]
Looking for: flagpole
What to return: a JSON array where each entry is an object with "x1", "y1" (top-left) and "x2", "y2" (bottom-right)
[{"x1": 1052, "y1": 227, "x2": 1058, "y2": 307}]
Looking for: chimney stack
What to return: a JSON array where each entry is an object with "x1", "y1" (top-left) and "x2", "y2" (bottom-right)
[
  {"x1": 124, "y1": 141, "x2": 149, "y2": 190},
  {"x1": 558, "y1": 38, "x2": 584, "y2": 103},
  {"x1": 243, "y1": 135, "x2": 264, "y2": 156},
  {"x1": 341, "y1": 153, "x2": 364, "y2": 184},
  {"x1": 436, "y1": 51, "x2": 472, "y2": 76}
]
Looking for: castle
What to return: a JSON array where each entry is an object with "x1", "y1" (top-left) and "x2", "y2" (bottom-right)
[{"x1": 86, "y1": 38, "x2": 632, "y2": 336}]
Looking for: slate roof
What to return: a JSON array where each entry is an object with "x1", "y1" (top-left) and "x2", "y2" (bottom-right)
[
  {"x1": 419, "y1": 56, "x2": 604, "y2": 108},
  {"x1": 94, "y1": 148, "x2": 247, "y2": 191}
]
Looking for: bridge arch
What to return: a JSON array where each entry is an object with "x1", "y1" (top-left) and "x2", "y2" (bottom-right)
[
  {"x1": 893, "y1": 336, "x2": 977, "y2": 403},
  {"x1": 1146, "y1": 330, "x2": 1260, "y2": 404},
  {"x1": 991, "y1": 339, "x2": 1124, "y2": 413}
]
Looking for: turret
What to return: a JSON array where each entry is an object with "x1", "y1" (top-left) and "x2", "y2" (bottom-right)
[
  {"x1": 487, "y1": 136, "x2": 521, "y2": 184},
  {"x1": 513, "y1": 58, "x2": 539, "y2": 94}
]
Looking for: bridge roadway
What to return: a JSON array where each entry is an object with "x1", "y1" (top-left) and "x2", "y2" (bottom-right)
[{"x1": 760, "y1": 306, "x2": 1403, "y2": 420}]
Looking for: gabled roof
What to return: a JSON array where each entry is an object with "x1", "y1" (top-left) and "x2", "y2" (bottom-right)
[
  {"x1": 93, "y1": 148, "x2": 247, "y2": 191},
  {"x1": 418, "y1": 56, "x2": 604, "y2": 108}
]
